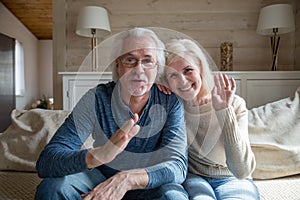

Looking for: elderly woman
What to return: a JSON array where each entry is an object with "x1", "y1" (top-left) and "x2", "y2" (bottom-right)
[{"x1": 158, "y1": 38, "x2": 260, "y2": 200}]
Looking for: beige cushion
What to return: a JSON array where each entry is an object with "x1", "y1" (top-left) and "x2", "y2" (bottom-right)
[{"x1": 0, "y1": 109, "x2": 70, "y2": 171}]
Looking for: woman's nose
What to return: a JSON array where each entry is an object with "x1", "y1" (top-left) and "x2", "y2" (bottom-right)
[{"x1": 178, "y1": 74, "x2": 188, "y2": 84}]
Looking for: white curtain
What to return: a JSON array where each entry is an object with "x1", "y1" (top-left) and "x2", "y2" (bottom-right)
[{"x1": 15, "y1": 40, "x2": 25, "y2": 96}]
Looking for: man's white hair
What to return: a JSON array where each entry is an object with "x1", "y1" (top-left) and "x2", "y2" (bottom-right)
[{"x1": 110, "y1": 27, "x2": 165, "y2": 82}]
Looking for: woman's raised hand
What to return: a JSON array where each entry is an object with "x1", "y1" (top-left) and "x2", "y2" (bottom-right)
[{"x1": 211, "y1": 73, "x2": 236, "y2": 110}]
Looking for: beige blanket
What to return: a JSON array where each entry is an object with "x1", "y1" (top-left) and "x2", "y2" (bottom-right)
[
  {"x1": 249, "y1": 87, "x2": 300, "y2": 179},
  {"x1": 0, "y1": 109, "x2": 70, "y2": 171}
]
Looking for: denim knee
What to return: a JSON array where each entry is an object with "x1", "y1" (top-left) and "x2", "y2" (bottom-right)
[
  {"x1": 157, "y1": 183, "x2": 188, "y2": 200},
  {"x1": 35, "y1": 169, "x2": 106, "y2": 200},
  {"x1": 35, "y1": 177, "x2": 81, "y2": 200}
]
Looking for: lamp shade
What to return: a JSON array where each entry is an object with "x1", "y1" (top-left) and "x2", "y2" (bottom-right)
[
  {"x1": 256, "y1": 4, "x2": 295, "y2": 35},
  {"x1": 76, "y1": 6, "x2": 111, "y2": 38}
]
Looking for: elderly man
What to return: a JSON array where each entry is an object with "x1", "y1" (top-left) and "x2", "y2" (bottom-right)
[{"x1": 35, "y1": 28, "x2": 188, "y2": 200}]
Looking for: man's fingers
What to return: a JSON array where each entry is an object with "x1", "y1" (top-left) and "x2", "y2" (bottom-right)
[
  {"x1": 132, "y1": 113, "x2": 139, "y2": 124},
  {"x1": 108, "y1": 114, "x2": 140, "y2": 153},
  {"x1": 120, "y1": 117, "x2": 136, "y2": 134},
  {"x1": 81, "y1": 192, "x2": 92, "y2": 200},
  {"x1": 128, "y1": 124, "x2": 140, "y2": 138},
  {"x1": 112, "y1": 114, "x2": 139, "y2": 143}
]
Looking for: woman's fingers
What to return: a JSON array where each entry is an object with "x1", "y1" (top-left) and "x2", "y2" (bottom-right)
[
  {"x1": 157, "y1": 84, "x2": 172, "y2": 95},
  {"x1": 214, "y1": 74, "x2": 221, "y2": 93},
  {"x1": 218, "y1": 73, "x2": 226, "y2": 90},
  {"x1": 215, "y1": 73, "x2": 235, "y2": 91},
  {"x1": 222, "y1": 74, "x2": 230, "y2": 89},
  {"x1": 230, "y1": 77, "x2": 236, "y2": 91}
]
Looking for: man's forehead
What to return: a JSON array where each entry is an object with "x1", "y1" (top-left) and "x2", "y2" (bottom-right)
[
  {"x1": 122, "y1": 48, "x2": 156, "y2": 57},
  {"x1": 121, "y1": 36, "x2": 157, "y2": 55}
]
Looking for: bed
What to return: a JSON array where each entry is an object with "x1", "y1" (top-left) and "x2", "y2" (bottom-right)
[{"x1": 0, "y1": 87, "x2": 300, "y2": 199}]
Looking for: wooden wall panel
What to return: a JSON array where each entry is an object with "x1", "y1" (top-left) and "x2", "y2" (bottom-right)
[
  {"x1": 53, "y1": 0, "x2": 299, "y2": 108},
  {"x1": 64, "y1": 0, "x2": 297, "y2": 72},
  {"x1": 295, "y1": 0, "x2": 300, "y2": 70},
  {"x1": 53, "y1": 0, "x2": 66, "y2": 109}
]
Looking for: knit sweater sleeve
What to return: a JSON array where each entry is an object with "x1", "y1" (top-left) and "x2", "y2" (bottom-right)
[
  {"x1": 36, "y1": 88, "x2": 97, "y2": 178},
  {"x1": 145, "y1": 94, "x2": 188, "y2": 189},
  {"x1": 215, "y1": 95, "x2": 256, "y2": 179}
]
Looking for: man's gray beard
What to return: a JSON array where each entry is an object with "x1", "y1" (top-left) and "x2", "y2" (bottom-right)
[{"x1": 130, "y1": 87, "x2": 147, "y2": 97}]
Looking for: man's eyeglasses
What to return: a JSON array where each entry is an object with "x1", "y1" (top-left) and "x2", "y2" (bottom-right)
[{"x1": 119, "y1": 57, "x2": 157, "y2": 69}]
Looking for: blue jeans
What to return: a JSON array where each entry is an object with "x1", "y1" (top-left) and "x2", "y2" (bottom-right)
[
  {"x1": 183, "y1": 173, "x2": 260, "y2": 200},
  {"x1": 35, "y1": 169, "x2": 188, "y2": 200}
]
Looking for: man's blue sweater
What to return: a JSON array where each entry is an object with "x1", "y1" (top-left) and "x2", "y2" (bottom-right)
[{"x1": 36, "y1": 82, "x2": 187, "y2": 189}]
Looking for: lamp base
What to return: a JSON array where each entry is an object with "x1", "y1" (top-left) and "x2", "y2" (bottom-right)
[
  {"x1": 270, "y1": 30, "x2": 280, "y2": 71},
  {"x1": 91, "y1": 30, "x2": 98, "y2": 72}
]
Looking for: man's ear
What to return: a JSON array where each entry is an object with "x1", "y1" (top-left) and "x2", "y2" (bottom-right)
[
  {"x1": 114, "y1": 60, "x2": 120, "y2": 78},
  {"x1": 115, "y1": 59, "x2": 120, "y2": 69}
]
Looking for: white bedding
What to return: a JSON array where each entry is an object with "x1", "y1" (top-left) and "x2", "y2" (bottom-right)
[{"x1": 249, "y1": 87, "x2": 300, "y2": 179}]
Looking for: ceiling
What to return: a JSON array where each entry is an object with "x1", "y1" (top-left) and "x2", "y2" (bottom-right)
[{"x1": 1, "y1": 0, "x2": 52, "y2": 40}]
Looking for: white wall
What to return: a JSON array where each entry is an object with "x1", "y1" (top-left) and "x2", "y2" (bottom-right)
[
  {"x1": 39, "y1": 40, "x2": 53, "y2": 99},
  {"x1": 0, "y1": 2, "x2": 53, "y2": 109},
  {"x1": 0, "y1": 2, "x2": 39, "y2": 109}
]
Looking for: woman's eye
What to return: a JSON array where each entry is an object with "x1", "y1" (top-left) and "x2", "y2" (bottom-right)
[
  {"x1": 168, "y1": 73, "x2": 178, "y2": 79},
  {"x1": 184, "y1": 68, "x2": 193, "y2": 74}
]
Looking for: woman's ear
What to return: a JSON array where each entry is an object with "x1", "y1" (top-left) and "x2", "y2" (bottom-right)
[
  {"x1": 198, "y1": 60, "x2": 204, "y2": 75},
  {"x1": 200, "y1": 72, "x2": 203, "y2": 80}
]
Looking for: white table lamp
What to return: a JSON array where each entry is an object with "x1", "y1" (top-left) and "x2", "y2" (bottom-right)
[
  {"x1": 256, "y1": 4, "x2": 295, "y2": 71},
  {"x1": 76, "y1": 6, "x2": 111, "y2": 71}
]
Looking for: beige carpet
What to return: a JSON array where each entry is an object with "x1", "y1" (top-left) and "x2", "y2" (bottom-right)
[
  {"x1": 254, "y1": 174, "x2": 300, "y2": 200},
  {"x1": 0, "y1": 171, "x2": 41, "y2": 200}
]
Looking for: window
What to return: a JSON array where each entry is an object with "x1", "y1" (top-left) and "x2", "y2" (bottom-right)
[{"x1": 15, "y1": 40, "x2": 25, "y2": 96}]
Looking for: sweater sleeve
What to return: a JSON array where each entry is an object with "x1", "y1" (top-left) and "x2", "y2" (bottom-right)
[
  {"x1": 36, "y1": 89, "x2": 97, "y2": 178},
  {"x1": 215, "y1": 95, "x2": 256, "y2": 179},
  {"x1": 145, "y1": 96, "x2": 188, "y2": 189}
]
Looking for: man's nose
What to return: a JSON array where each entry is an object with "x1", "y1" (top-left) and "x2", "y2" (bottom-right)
[{"x1": 134, "y1": 60, "x2": 145, "y2": 73}]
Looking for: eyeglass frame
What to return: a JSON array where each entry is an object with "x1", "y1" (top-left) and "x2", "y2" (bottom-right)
[{"x1": 118, "y1": 56, "x2": 158, "y2": 69}]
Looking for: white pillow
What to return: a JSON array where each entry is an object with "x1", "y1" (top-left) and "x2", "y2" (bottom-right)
[
  {"x1": 0, "y1": 109, "x2": 70, "y2": 171},
  {"x1": 249, "y1": 87, "x2": 300, "y2": 179}
]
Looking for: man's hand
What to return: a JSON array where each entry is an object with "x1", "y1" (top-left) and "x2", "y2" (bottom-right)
[
  {"x1": 81, "y1": 169, "x2": 148, "y2": 200},
  {"x1": 211, "y1": 73, "x2": 236, "y2": 111},
  {"x1": 86, "y1": 114, "x2": 140, "y2": 168},
  {"x1": 81, "y1": 172, "x2": 129, "y2": 200}
]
